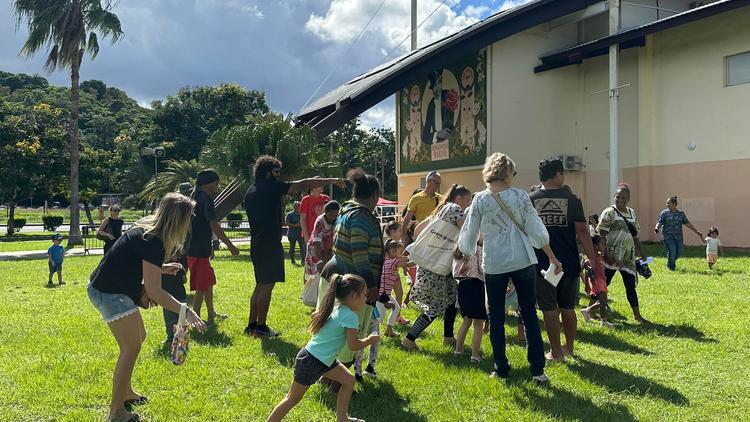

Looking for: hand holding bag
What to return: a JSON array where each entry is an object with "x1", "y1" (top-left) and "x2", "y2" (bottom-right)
[
  {"x1": 409, "y1": 215, "x2": 460, "y2": 276},
  {"x1": 96, "y1": 218, "x2": 111, "y2": 242},
  {"x1": 302, "y1": 275, "x2": 320, "y2": 308},
  {"x1": 171, "y1": 303, "x2": 190, "y2": 365}
]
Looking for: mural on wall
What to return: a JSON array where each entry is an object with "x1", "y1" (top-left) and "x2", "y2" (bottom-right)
[{"x1": 398, "y1": 48, "x2": 487, "y2": 173}]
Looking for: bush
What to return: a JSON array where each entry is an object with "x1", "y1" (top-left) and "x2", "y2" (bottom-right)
[
  {"x1": 13, "y1": 218, "x2": 26, "y2": 232},
  {"x1": 226, "y1": 212, "x2": 243, "y2": 229},
  {"x1": 42, "y1": 215, "x2": 64, "y2": 231}
]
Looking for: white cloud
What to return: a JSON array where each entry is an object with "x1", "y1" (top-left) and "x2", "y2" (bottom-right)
[
  {"x1": 464, "y1": 5, "x2": 491, "y2": 19},
  {"x1": 359, "y1": 98, "x2": 396, "y2": 130},
  {"x1": 305, "y1": 0, "x2": 480, "y2": 57},
  {"x1": 496, "y1": 0, "x2": 532, "y2": 12}
]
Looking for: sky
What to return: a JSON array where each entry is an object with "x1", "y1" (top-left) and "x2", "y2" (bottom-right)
[{"x1": 0, "y1": 0, "x2": 531, "y2": 129}]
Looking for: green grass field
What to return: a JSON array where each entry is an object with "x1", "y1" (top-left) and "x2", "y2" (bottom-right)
[{"x1": 1, "y1": 245, "x2": 749, "y2": 421}]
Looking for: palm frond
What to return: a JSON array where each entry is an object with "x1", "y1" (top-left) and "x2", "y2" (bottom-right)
[{"x1": 14, "y1": 0, "x2": 123, "y2": 72}]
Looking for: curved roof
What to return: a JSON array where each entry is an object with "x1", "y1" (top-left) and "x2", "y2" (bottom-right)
[{"x1": 296, "y1": 0, "x2": 602, "y2": 138}]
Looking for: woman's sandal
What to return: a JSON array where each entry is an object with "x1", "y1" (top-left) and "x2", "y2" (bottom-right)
[
  {"x1": 400, "y1": 341, "x2": 420, "y2": 352},
  {"x1": 470, "y1": 355, "x2": 481, "y2": 364},
  {"x1": 124, "y1": 395, "x2": 148, "y2": 411}
]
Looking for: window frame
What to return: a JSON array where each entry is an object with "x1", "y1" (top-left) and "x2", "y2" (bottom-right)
[{"x1": 725, "y1": 51, "x2": 750, "y2": 87}]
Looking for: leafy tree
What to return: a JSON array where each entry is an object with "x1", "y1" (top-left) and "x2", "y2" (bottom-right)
[
  {"x1": 358, "y1": 127, "x2": 397, "y2": 197},
  {"x1": 151, "y1": 84, "x2": 269, "y2": 161},
  {"x1": 0, "y1": 100, "x2": 68, "y2": 234},
  {"x1": 200, "y1": 113, "x2": 326, "y2": 182},
  {"x1": 14, "y1": 0, "x2": 123, "y2": 244},
  {"x1": 200, "y1": 113, "x2": 332, "y2": 218},
  {"x1": 138, "y1": 160, "x2": 202, "y2": 204}
]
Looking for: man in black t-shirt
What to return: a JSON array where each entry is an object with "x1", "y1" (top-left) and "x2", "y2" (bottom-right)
[
  {"x1": 243, "y1": 155, "x2": 346, "y2": 338},
  {"x1": 530, "y1": 157, "x2": 596, "y2": 361},
  {"x1": 186, "y1": 170, "x2": 240, "y2": 325}
]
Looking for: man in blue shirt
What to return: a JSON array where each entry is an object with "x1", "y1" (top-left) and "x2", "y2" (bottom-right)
[
  {"x1": 285, "y1": 201, "x2": 304, "y2": 265},
  {"x1": 47, "y1": 233, "x2": 65, "y2": 286},
  {"x1": 654, "y1": 196, "x2": 703, "y2": 271}
]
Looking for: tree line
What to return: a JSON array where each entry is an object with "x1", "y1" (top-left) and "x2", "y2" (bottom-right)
[{"x1": 0, "y1": 70, "x2": 396, "y2": 233}]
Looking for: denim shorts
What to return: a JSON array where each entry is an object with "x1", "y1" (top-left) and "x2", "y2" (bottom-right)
[
  {"x1": 87, "y1": 282, "x2": 138, "y2": 323},
  {"x1": 293, "y1": 348, "x2": 338, "y2": 386},
  {"x1": 48, "y1": 261, "x2": 63, "y2": 273}
]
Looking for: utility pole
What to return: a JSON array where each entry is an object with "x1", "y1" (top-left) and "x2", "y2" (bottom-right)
[
  {"x1": 411, "y1": 0, "x2": 417, "y2": 51},
  {"x1": 608, "y1": 0, "x2": 621, "y2": 200}
]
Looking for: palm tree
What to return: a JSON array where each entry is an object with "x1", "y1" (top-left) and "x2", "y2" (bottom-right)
[
  {"x1": 138, "y1": 159, "x2": 202, "y2": 204},
  {"x1": 14, "y1": 0, "x2": 123, "y2": 245}
]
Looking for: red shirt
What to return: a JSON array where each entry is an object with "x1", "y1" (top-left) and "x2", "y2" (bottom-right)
[{"x1": 300, "y1": 194, "x2": 330, "y2": 237}]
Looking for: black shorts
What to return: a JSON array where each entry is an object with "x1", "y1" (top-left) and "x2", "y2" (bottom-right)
[
  {"x1": 251, "y1": 240, "x2": 285, "y2": 284},
  {"x1": 293, "y1": 348, "x2": 338, "y2": 386},
  {"x1": 536, "y1": 274, "x2": 577, "y2": 311},
  {"x1": 457, "y1": 278, "x2": 488, "y2": 320}
]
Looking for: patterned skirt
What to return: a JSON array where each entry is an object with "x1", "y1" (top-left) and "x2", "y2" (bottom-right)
[{"x1": 410, "y1": 267, "x2": 457, "y2": 318}]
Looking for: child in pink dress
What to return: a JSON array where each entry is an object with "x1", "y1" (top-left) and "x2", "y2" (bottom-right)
[{"x1": 581, "y1": 235, "x2": 614, "y2": 328}]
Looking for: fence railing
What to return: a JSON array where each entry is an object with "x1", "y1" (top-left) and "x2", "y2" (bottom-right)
[{"x1": 82, "y1": 220, "x2": 276, "y2": 255}]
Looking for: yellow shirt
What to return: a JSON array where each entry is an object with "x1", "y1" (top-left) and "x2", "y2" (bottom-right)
[{"x1": 407, "y1": 191, "x2": 444, "y2": 222}]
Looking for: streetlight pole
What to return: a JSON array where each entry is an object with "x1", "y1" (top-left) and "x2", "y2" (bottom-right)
[
  {"x1": 608, "y1": 0, "x2": 621, "y2": 200},
  {"x1": 411, "y1": 0, "x2": 417, "y2": 51}
]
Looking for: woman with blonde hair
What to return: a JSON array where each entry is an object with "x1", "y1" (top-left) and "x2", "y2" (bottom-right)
[
  {"x1": 88, "y1": 193, "x2": 207, "y2": 422},
  {"x1": 458, "y1": 152, "x2": 561, "y2": 384}
]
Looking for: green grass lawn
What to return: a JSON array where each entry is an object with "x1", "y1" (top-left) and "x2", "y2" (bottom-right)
[{"x1": 1, "y1": 245, "x2": 749, "y2": 421}]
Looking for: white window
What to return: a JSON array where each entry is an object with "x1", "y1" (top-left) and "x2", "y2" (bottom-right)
[{"x1": 726, "y1": 51, "x2": 750, "y2": 87}]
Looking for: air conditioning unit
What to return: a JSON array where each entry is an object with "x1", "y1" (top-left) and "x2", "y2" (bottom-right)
[{"x1": 561, "y1": 155, "x2": 583, "y2": 171}]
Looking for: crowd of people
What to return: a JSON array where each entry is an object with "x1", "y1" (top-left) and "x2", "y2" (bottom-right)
[{"x1": 75, "y1": 152, "x2": 726, "y2": 422}]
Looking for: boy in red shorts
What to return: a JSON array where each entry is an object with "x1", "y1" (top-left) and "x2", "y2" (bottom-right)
[{"x1": 187, "y1": 170, "x2": 239, "y2": 324}]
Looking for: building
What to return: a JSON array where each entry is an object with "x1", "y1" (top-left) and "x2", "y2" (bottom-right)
[{"x1": 297, "y1": 0, "x2": 750, "y2": 247}]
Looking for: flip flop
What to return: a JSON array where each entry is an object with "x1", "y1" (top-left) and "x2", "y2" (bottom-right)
[
  {"x1": 400, "y1": 341, "x2": 420, "y2": 352},
  {"x1": 124, "y1": 395, "x2": 148, "y2": 410}
]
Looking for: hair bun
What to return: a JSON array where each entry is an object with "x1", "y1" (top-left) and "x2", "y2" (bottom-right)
[{"x1": 346, "y1": 168, "x2": 366, "y2": 182}]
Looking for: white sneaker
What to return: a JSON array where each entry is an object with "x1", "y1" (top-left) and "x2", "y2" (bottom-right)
[
  {"x1": 580, "y1": 308, "x2": 591, "y2": 323},
  {"x1": 532, "y1": 374, "x2": 550, "y2": 385}
]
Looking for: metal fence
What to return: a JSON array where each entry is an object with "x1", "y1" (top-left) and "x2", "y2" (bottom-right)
[{"x1": 82, "y1": 220, "x2": 257, "y2": 255}]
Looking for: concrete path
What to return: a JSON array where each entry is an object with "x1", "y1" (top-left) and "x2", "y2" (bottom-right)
[{"x1": 0, "y1": 248, "x2": 103, "y2": 261}]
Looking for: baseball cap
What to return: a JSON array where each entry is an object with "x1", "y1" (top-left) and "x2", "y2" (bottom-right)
[{"x1": 52, "y1": 233, "x2": 63, "y2": 240}]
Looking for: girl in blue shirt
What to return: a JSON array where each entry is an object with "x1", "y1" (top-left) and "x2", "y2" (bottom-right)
[{"x1": 268, "y1": 274, "x2": 379, "y2": 422}]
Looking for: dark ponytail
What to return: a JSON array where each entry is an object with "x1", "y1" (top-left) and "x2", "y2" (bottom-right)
[
  {"x1": 431, "y1": 184, "x2": 471, "y2": 218},
  {"x1": 309, "y1": 273, "x2": 367, "y2": 334}
]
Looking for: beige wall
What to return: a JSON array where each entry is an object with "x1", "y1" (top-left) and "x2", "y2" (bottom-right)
[{"x1": 396, "y1": 7, "x2": 750, "y2": 246}]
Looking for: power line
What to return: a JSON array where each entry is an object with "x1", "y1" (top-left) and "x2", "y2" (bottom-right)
[
  {"x1": 301, "y1": 0, "x2": 389, "y2": 111},
  {"x1": 382, "y1": 0, "x2": 459, "y2": 62}
]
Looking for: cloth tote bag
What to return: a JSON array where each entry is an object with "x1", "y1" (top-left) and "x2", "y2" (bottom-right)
[
  {"x1": 409, "y1": 217, "x2": 459, "y2": 276},
  {"x1": 302, "y1": 274, "x2": 319, "y2": 308}
]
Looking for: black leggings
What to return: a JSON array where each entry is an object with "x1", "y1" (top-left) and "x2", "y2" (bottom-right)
[
  {"x1": 406, "y1": 303, "x2": 458, "y2": 341},
  {"x1": 605, "y1": 269, "x2": 639, "y2": 308}
]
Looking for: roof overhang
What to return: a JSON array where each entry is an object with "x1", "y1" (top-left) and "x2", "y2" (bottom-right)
[
  {"x1": 535, "y1": 0, "x2": 750, "y2": 73},
  {"x1": 296, "y1": 0, "x2": 603, "y2": 139}
]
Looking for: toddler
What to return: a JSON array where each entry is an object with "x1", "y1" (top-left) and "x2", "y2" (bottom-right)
[
  {"x1": 453, "y1": 244, "x2": 486, "y2": 363},
  {"x1": 705, "y1": 227, "x2": 722, "y2": 270},
  {"x1": 47, "y1": 233, "x2": 65, "y2": 286},
  {"x1": 580, "y1": 235, "x2": 614, "y2": 328}
]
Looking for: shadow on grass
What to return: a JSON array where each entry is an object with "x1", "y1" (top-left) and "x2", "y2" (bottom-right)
[
  {"x1": 260, "y1": 336, "x2": 301, "y2": 367},
  {"x1": 569, "y1": 358, "x2": 690, "y2": 406},
  {"x1": 320, "y1": 377, "x2": 429, "y2": 422},
  {"x1": 576, "y1": 330, "x2": 653, "y2": 355},
  {"x1": 191, "y1": 324, "x2": 233, "y2": 347},
  {"x1": 618, "y1": 321, "x2": 717, "y2": 343},
  {"x1": 511, "y1": 381, "x2": 636, "y2": 421}
]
